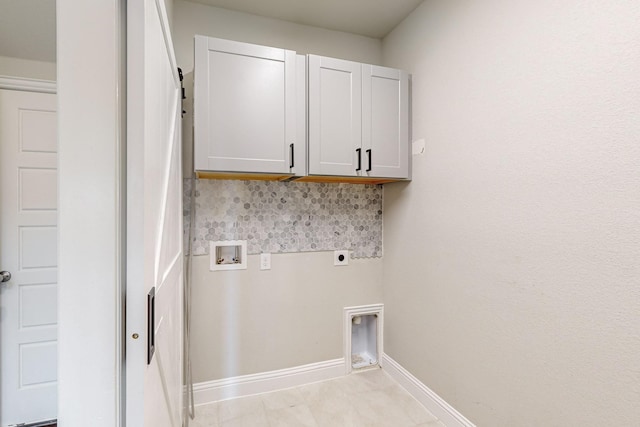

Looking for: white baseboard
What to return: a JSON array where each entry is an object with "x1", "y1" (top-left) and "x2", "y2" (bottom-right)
[
  {"x1": 193, "y1": 358, "x2": 345, "y2": 405},
  {"x1": 193, "y1": 353, "x2": 475, "y2": 427},
  {"x1": 382, "y1": 353, "x2": 475, "y2": 427}
]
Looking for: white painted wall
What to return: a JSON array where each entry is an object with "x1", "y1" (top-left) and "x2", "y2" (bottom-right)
[
  {"x1": 57, "y1": 0, "x2": 125, "y2": 425},
  {"x1": 173, "y1": 0, "x2": 382, "y2": 176},
  {"x1": 0, "y1": 55, "x2": 56, "y2": 80},
  {"x1": 381, "y1": 0, "x2": 640, "y2": 425},
  {"x1": 190, "y1": 252, "x2": 383, "y2": 381}
]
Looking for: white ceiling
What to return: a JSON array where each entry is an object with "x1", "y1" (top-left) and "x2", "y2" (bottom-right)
[
  {"x1": 0, "y1": 0, "x2": 56, "y2": 62},
  {"x1": 185, "y1": 0, "x2": 423, "y2": 39},
  {"x1": 0, "y1": 0, "x2": 422, "y2": 64}
]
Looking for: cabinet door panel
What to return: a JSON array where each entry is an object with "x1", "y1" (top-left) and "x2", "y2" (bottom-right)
[
  {"x1": 194, "y1": 37, "x2": 296, "y2": 174},
  {"x1": 362, "y1": 64, "x2": 409, "y2": 179},
  {"x1": 308, "y1": 55, "x2": 362, "y2": 176}
]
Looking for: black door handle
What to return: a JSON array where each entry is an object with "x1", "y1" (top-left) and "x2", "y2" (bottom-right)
[
  {"x1": 366, "y1": 149, "x2": 372, "y2": 172},
  {"x1": 147, "y1": 287, "x2": 155, "y2": 365},
  {"x1": 356, "y1": 148, "x2": 362, "y2": 171}
]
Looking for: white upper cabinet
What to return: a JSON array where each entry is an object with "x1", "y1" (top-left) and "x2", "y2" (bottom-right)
[
  {"x1": 362, "y1": 64, "x2": 409, "y2": 179},
  {"x1": 194, "y1": 36, "x2": 410, "y2": 182},
  {"x1": 194, "y1": 36, "x2": 305, "y2": 175},
  {"x1": 308, "y1": 56, "x2": 410, "y2": 180},
  {"x1": 308, "y1": 55, "x2": 362, "y2": 176}
]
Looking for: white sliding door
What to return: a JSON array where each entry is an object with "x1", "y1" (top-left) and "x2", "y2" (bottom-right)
[{"x1": 126, "y1": 0, "x2": 184, "y2": 426}]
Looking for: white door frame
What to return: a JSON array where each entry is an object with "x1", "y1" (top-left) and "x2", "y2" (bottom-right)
[{"x1": 57, "y1": 0, "x2": 126, "y2": 424}]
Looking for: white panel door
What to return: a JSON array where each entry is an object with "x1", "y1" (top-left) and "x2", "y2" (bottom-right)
[
  {"x1": 308, "y1": 55, "x2": 362, "y2": 176},
  {"x1": 194, "y1": 36, "x2": 297, "y2": 174},
  {"x1": 0, "y1": 89, "x2": 57, "y2": 426},
  {"x1": 362, "y1": 64, "x2": 410, "y2": 179},
  {"x1": 127, "y1": 0, "x2": 183, "y2": 426}
]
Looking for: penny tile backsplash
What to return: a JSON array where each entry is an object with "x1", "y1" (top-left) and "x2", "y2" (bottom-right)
[{"x1": 184, "y1": 179, "x2": 383, "y2": 258}]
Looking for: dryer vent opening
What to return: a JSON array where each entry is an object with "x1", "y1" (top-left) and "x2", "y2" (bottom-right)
[
  {"x1": 344, "y1": 304, "x2": 383, "y2": 373},
  {"x1": 351, "y1": 314, "x2": 378, "y2": 369}
]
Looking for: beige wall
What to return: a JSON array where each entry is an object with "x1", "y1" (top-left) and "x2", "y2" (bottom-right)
[
  {"x1": 173, "y1": 0, "x2": 381, "y2": 72},
  {"x1": 176, "y1": 2, "x2": 385, "y2": 383},
  {"x1": 190, "y1": 252, "x2": 383, "y2": 382},
  {"x1": 381, "y1": 0, "x2": 640, "y2": 426},
  {"x1": 0, "y1": 55, "x2": 56, "y2": 80},
  {"x1": 173, "y1": 0, "x2": 382, "y2": 176}
]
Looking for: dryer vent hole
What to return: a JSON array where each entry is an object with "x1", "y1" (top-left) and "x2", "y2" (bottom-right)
[{"x1": 352, "y1": 354, "x2": 375, "y2": 366}]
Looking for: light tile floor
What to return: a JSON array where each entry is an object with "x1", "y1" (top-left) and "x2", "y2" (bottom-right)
[{"x1": 189, "y1": 368, "x2": 446, "y2": 427}]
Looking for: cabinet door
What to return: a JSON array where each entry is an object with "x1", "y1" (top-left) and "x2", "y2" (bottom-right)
[
  {"x1": 194, "y1": 36, "x2": 296, "y2": 174},
  {"x1": 308, "y1": 55, "x2": 362, "y2": 176},
  {"x1": 362, "y1": 64, "x2": 409, "y2": 179},
  {"x1": 293, "y1": 54, "x2": 307, "y2": 176}
]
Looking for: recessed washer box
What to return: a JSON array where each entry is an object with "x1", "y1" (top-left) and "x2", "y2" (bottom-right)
[{"x1": 210, "y1": 240, "x2": 247, "y2": 271}]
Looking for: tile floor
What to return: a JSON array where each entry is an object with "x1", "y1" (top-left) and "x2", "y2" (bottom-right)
[{"x1": 189, "y1": 368, "x2": 446, "y2": 427}]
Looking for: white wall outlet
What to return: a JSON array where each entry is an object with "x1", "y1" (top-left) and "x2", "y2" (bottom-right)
[
  {"x1": 334, "y1": 250, "x2": 349, "y2": 266},
  {"x1": 260, "y1": 253, "x2": 271, "y2": 270}
]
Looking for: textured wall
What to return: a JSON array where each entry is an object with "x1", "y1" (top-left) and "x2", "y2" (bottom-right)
[
  {"x1": 185, "y1": 179, "x2": 382, "y2": 258},
  {"x1": 382, "y1": 0, "x2": 640, "y2": 425}
]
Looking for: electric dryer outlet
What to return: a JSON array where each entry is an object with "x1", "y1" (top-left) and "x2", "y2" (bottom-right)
[{"x1": 334, "y1": 250, "x2": 349, "y2": 266}]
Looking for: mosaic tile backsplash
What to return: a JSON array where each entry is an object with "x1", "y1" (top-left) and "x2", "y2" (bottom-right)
[{"x1": 184, "y1": 179, "x2": 383, "y2": 258}]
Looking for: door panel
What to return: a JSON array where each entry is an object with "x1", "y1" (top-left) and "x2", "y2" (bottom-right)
[
  {"x1": 19, "y1": 168, "x2": 57, "y2": 210},
  {"x1": 308, "y1": 55, "x2": 362, "y2": 176},
  {"x1": 0, "y1": 89, "x2": 57, "y2": 426},
  {"x1": 126, "y1": 0, "x2": 183, "y2": 426},
  {"x1": 19, "y1": 226, "x2": 57, "y2": 268},
  {"x1": 19, "y1": 109, "x2": 56, "y2": 153},
  {"x1": 20, "y1": 283, "x2": 57, "y2": 327}
]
